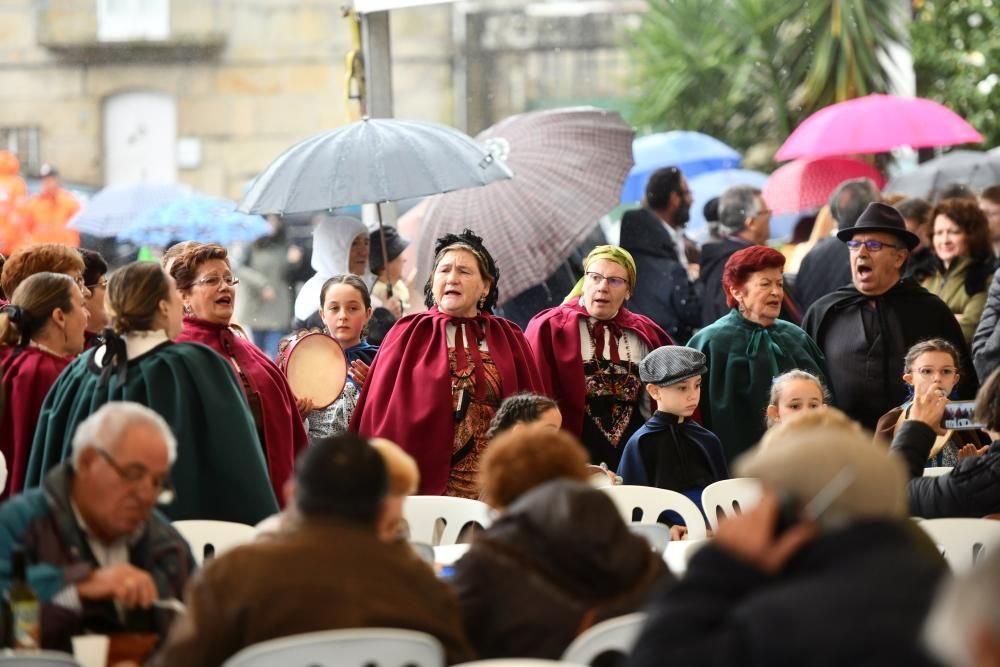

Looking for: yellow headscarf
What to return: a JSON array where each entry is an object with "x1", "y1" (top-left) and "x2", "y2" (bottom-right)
[{"x1": 564, "y1": 245, "x2": 637, "y2": 304}]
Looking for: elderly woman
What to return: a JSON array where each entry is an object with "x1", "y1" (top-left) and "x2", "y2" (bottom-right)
[
  {"x1": 294, "y1": 215, "x2": 374, "y2": 328},
  {"x1": 525, "y1": 245, "x2": 672, "y2": 471},
  {"x1": 924, "y1": 198, "x2": 995, "y2": 343},
  {"x1": 1, "y1": 272, "x2": 87, "y2": 497},
  {"x1": 169, "y1": 242, "x2": 308, "y2": 503},
  {"x1": 26, "y1": 261, "x2": 278, "y2": 523},
  {"x1": 453, "y1": 427, "x2": 669, "y2": 660},
  {"x1": 351, "y1": 229, "x2": 543, "y2": 498},
  {"x1": 688, "y1": 245, "x2": 830, "y2": 461}
]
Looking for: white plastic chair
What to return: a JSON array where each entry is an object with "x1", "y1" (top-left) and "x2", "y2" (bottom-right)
[
  {"x1": 919, "y1": 518, "x2": 1000, "y2": 573},
  {"x1": 601, "y1": 486, "x2": 707, "y2": 539},
  {"x1": 403, "y1": 496, "x2": 493, "y2": 546},
  {"x1": 561, "y1": 612, "x2": 647, "y2": 665},
  {"x1": 923, "y1": 467, "x2": 953, "y2": 477},
  {"x1": 662, "y1": 538, "x2": 710, "y2": 576},
  {"x1": 701, "y1": 478, "x2": 764, "y2": 531},
  {"x1": 627, "y1": 523, "x2": 672, "y2": 554},
  {"x1": 453, "y1": 661, "x2": 586, "y2": 666},
  {"x1": 172, "y1": 520, "x2": 256, "y2": 566},
  {"x1": 0, "y1": 652, "x2": 81, "y2": 666},
  {"x1": 221, "y1": 628, "x2": 445, "y2": 667}
]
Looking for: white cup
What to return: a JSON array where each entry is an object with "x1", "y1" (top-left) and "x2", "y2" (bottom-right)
[{"x1": 72, "y1": 634, "x2": 110, "y2": 667}]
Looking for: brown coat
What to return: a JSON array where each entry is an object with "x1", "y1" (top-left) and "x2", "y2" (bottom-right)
[{"x1": 151, "y1": 518, "x2": 474, "y2": 666}]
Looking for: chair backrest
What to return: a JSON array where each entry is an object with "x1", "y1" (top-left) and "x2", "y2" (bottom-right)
[
  {"x1": 601, "y1": 486, "x2": 707, "y2": 539},
  {"x1": 453, "y1": 661, "x2": 587, "y2": 666},
  {"x1": 0, "y1": 653, "x2": 81, "y2": 666},
  {"x1": 627, "y1": 523, "x2": 671, "y2": 554},
  {"x1": 403, "y1": 496, "x2": 493, "y2": 546},
  {"x1": 923, "y1": 467, "x2": 953, "y2": 477},
  {"x1": 701, "y1": 478, "x2": 764, "y2": 531},
  {"x1": 919, "y1": 518, "x2": 1000, "y2": 573},
  {"x1": 221, "y1": 628, "x2": 445, "y2": 667},
  {"x1": 172, "y1": 520, "x2": 256, "y2": 566},
  {"x1": 662, "y1": 538, "x2": 710, "y2": 576},
  {"x1": 561, "y1": 612, "x2": 647, "y2": 665}
]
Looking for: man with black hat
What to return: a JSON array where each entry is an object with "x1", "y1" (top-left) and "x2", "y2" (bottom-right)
[
  {"x1": 619, "y1": 166, "x2": 702, "y2": 342},
  {"x1": 369, "y1": 225, "x2": 410, "y2": 314},
  {"x1": 618, "y1": 345, "x2": 728, "y2": 508},
  {"x1": 21, "y1": 164, "x2": 80, "y2": 247},
  {"x1": 803, "y1": 202, "x2": 978, "y2": 430}
]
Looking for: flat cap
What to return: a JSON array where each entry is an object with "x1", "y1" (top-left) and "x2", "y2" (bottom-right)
[{"x1": 639, "y1": 345, "x2": 707, "y2": 386}]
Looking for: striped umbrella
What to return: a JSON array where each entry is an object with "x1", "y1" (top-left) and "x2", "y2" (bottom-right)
[{"x1": 416, "y1": 107, "x2": 635, "y2": 304}]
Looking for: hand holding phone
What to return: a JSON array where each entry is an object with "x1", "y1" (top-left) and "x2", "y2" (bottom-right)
[{"x1": 715, "y1": 488, "x2": 817, "y2": 575}]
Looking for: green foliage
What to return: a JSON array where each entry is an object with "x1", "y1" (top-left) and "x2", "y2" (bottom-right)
[
  {"x1": 911, "y1": 0, "x2": 1000, "y2": 149},
  {"x1": 627, "y1": 0, "x2": 903, "y2": 162}
]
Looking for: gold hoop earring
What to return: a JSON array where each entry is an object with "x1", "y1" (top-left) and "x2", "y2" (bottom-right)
[{"x1": 183, "y1": 304, "x2": 193, "y2": 315}]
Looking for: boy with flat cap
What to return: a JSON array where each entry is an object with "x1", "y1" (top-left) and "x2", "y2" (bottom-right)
[{"x1": 618, "y1": 346, "x2": 728, "y2": 508}]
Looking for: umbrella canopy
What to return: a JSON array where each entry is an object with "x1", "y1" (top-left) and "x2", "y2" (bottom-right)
[
  {"x1": 238, "y1": 117, "x2": 513, "y2": 215},
  {"x1": 776, "y1": 94, "x2": 983, "y2": 162},
  {"x1": 686, "y1": 168, "x2": 769, "y2": 229},
  {"x1": 620, "y1": 131, "x2": 741, "y2": 203},
  {"x1": 416, "y1": 107, "x2": 635, "y2": 304},
  {"x1": 68, "y1": 182, "x2": 194, "y2": 238},
  {"x1": 885, "y1": 150, "x2": 1000, "y2": 199},
  {"x1": 118, "y1": 195, "x2": 273, "y2": 247},
  {"x1": 763, "y1": 157, "x2": 886, "y2": 216}
]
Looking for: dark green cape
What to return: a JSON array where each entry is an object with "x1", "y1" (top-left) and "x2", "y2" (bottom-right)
[
  {"x1": 25, "y1": 341, "x2": 278, "y2": 524},
  {"x1": 688, "y1": 309, "x2": 831, "y2": 461}
]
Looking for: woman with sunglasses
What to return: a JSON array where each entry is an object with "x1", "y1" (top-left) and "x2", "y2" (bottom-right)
[
  {"x1": 25, "y1": 261, "x2": 278, "y2": 523},
  {"x1": 525, "y1": 245, "x2": 671, "y2": 471},
  {"x1": 168, "y1": 242, "x2": 308, "y2": 505}
]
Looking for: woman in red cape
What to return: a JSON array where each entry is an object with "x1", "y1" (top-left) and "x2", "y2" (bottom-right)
[
  {"x1": 351, "y1": 230, "x2": 543, "y2": 497},
  {"x1": 168, "y1": 243, "x2": 308, "y2": 504},
  {"x1": 1, "y1": 272, "x2": 88, "y2": 497},
  {"x1": 525, "y1": 245, "x2": 672, "y2": 471}
]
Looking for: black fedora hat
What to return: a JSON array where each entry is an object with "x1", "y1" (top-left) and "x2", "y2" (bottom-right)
[{"x1": 836, "y1": 202, "x2": 920, "y2": 250}]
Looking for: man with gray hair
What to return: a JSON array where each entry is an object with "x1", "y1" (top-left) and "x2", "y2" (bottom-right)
[
  {"x1": 0, "y1": 401, "x2": 194, "y2": 652},
  {"x1": 924, "y1": 551, "x2": 1000, "y2": 667},
  {"x1": 698, "y1": 185, "x2": 773, "y2": 325},
  {"x1": 794, "y1": 178, "x2": 880, "y2": 310}
]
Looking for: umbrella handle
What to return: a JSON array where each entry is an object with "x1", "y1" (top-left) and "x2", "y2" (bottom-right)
[{"x1": 376, "y1": 204, "x2": 393, "y2": 299}]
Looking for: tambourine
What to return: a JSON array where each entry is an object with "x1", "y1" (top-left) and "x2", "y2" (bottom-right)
[{"x1": 276, "y1": 331, "x2": 348, "y2": 409}]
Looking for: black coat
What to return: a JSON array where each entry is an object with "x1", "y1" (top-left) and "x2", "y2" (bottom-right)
[
  {"x1": 802, "y1": 277, "x2": 978, "y2": 430},
  {"x1": 891, "y1": 420, "x2": 1000, "y2": 518},
  {"x1": 697, "y1": 237, "x2": 753, "y2": 327},
  {"x1": 627, "y1": 520, "x2": 946, "y2": 667},
  {"x1": 452, "y1": 480, "x2": 669, "y2": 660},
  {"x1": 794, "y1": 236, "x2": 852, "y2": 310},
  {"x1": 972, "y1": 267, "x2": 1000, "y2": 382},
  {"x1": 620, "y1": 208, "x2": 701, "y2": 343}
]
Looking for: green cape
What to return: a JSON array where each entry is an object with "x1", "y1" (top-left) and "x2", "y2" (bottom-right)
[{"x1": 25, "y1": 341, "x2": 279, "y2": 524}]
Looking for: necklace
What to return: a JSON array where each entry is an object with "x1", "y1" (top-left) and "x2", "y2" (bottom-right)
[{"x1": 583, "y1": 319, "x2": 640, "y2": 447}]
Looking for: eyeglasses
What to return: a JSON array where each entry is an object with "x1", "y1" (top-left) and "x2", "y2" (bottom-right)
[
  {"x1": 193, "y1": 274, "x2": 240, "y2": 288},
  {"x1": 95, "y1": 448, "x2": 175, "y2": 505},
  {"x1": 915, "y1": 366, "x2": 958, "y2": 379},
  {"x1": 85, "y1": 278, "x2": 108, "y2": 290},
  {"x1": 585, "y1": 271, "x2": 628, "y2": 289},
  {"x1": 846, "y1": 239, "x2": 902, "y2": 252}
]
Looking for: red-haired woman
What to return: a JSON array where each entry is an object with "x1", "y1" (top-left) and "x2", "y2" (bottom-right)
[{"x1": 688, "y1": 245, "x2": 830, "y2": 460}]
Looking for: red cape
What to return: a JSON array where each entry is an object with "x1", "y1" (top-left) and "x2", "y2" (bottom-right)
[
  {"x1": 1, "y1": 345, "x2": 70, "y2": 497},
  {"x1": 176, "y1": 317, "x2": 308, "y2": 503},
  {"x1": 524, "y1": 302, "x2": 673, "y2": 437},
  {"x1": 349, "y1": 307, "x2": 544, "y2": 495}
]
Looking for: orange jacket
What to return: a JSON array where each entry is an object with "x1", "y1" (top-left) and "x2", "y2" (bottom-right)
[
  {"x1": 20, "y1": 189, "x2": 81, "y2": 247},
  {"x1": 0, "y1": 151, "x2": 28, "y2": 255}
]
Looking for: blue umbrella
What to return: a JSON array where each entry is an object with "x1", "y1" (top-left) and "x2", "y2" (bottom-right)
[
  {"x1": 119, "y1": 195, "x2": 272, "y2": 246},
  {"x1": 686, "y1": 168, "x2": 769, "y2": 230},
  {"x1": 620, "y1": 131, "x2": 741, "y2": 203},
  {"x1": 68, "y1": 182, "x2": 194, "y2": 238}
]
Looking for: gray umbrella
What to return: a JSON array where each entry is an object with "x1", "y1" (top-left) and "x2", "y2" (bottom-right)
[
  {"x1": 237, "y1": 117, "x2": 513, "y2": 215},
  {"x1": 68, "y1": 182, "x2": 194, "y2": 238},
  {"x1": 886, "y1": 150, "x2": 1000, "y2": 199}
]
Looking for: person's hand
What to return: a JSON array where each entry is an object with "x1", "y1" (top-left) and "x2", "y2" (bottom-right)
[
  {"x1": 687, "y1": 263, "x2": 700, "y2": 282},
  {"x1": 348, "y1": 360, "x2": 370, "y2": 385},
  {"x1": 261, "y1": 286, "x2": 276, "y2": 301},
  {"x1": 76, "y1": 564, "x2": 158, "y2": 609},
  {"x1": 958, "y1": 444, "x2": 989, "y2": 459},
  {"x1": 669, "y1": 525, "x2": 688, "y2": 541},
  {"x1": 295, "y1": 395, "x2": 315, "y2": 417},
  {"x1": 287, "y1": 245, "x2": 303, "y2": 264},
  {"x1": 384, "y1": 296, "x2": 403, "y2": 319},
  {"x1": 908, "y1": 382, "x2": 948, "y2": 435},
  {"x1": 714, "y1": 488, "x2": 816, "y2": 575}
]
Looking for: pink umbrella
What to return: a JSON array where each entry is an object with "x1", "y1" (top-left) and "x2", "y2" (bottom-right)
[
  {"x1": 763, "y1": 157, "x2": 886, "y2": 215},
  {"x1": 775, "y1": 94, "x2": 983, "y2": 162}
]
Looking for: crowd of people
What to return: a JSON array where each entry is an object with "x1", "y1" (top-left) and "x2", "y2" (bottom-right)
[{"x1": 2, "y1": 161, "x2": 1000, "y2": 664}]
